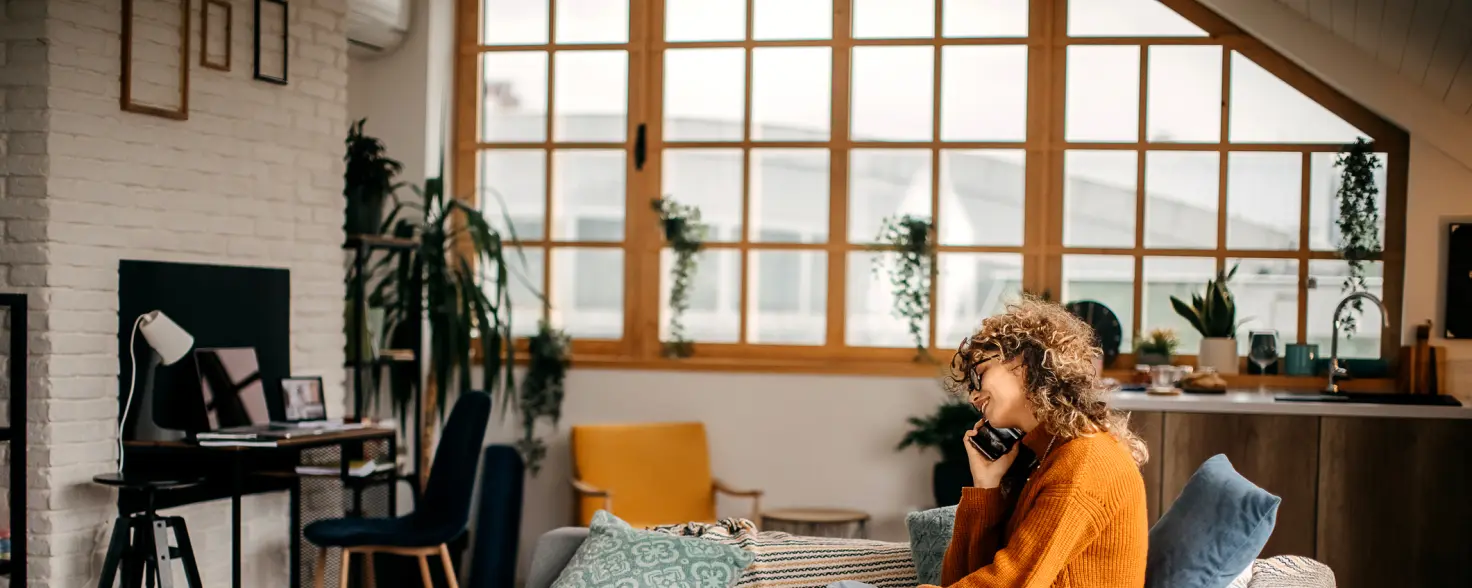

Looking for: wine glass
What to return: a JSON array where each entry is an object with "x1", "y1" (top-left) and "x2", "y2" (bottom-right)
[{"x1": 1248, "y1": 331, "x2": 1280, "y2": 392}]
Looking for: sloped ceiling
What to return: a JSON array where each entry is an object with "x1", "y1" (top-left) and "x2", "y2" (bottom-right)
[{"x1": 1272, "y1": 0, "x2": 1472, "y2": 120}]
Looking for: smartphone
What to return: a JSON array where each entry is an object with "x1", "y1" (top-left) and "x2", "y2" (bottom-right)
[{"x1": 968, "y1": 423, "x2": 1025, "y2": 461}]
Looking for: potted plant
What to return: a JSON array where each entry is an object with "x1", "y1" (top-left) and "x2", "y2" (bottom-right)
[
  {"x1": 872, "y1": 215, "x2": 937, "y2": 361},
  {"x1": 343, "y1": 119, "x2": 402, "y2": 236},
  {"x1": 1334, "y1": 138, "x2": 1383, "y2": 336},
  {"x1": 517, "y1": 321, "x2": 571, "y2": 475},
  {"x1": 1170, "y1": 264, "x2": 1244, "y2": 374},
  {"x1": 1134, "y1": 328, "x2": 1179, "y2": 366},
  {"x1": 652, "y1": 197, "x2": 707, "y2": 358},
  {"x1": 897, "y1": 398, "x2": 980, "y2": 507}
]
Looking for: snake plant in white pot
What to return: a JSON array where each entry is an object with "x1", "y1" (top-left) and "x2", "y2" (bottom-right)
[{"x1": 1170, "y1": 264, "x2": 1245, "y2": 375}]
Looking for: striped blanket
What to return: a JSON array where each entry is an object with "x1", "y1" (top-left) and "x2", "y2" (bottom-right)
[{"x1": 650, "y1": 519, "x2": 918, "y2": 588}]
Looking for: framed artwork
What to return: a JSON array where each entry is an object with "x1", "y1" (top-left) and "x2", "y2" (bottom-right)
[
  {"x1": 201, "y1": 0, "x2": 232, "y2": 71},
  {"x1": 254, "y1": 0, "x2": 288, "y2": 85},
  {"x1": 121, "y1": 0, "x2": 190, "y2": 119}
]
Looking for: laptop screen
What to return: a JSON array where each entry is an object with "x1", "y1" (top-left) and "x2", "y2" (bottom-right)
[
  {"x1": 195, "y1": 347, "x2": 271, "y2": 430},
  {"x1": 281, "y1": 377, "x2": 326, "y2": 422}
]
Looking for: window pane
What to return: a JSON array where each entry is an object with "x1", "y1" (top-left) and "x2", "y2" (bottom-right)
[
  {"x1": 940, "y1": 150, "x2": 1024, "y2": 246},
  {"x1": 552, "y1": 150, "x2": 625, "y2": 241},
  {"x1": 854, "y1": 0, "x2": 934, "y2": 39},
  {"x1": 749, "y1": 251, "x2": 827, "y2": 345},
  {"x1": 1307, "y1": 260, "x2": 1383, "y2": 359},
  {"x1": 663, "y1": 149, "x2": 743, "y2": 242},
  {"x1": 849, "y1": 149, "x2": 932, "y2": 243},
  {"x1": 846, "y1": 251, "x2": 930, "y2": 347},
  {"x1": 852, "y1": 46, "x2": 935, "y2": 142},
  {"x1": 943, "y1": 0, "x2": 1028, "y2": 38},
  {"x1": 482, "y1": 0, "x2": 547, "y2": 44},
  {"x1": 500, "y1": 247, "x2": 545, "y2": 337},
  {"x1": 1064, "y1": 150, "x2": 1136, "y2": 248},
  {"x1": 555, "y1": 0, "x2": 628, "y2": 43},
  {"x1": 553, "y1": 51, "x2": 627, "y2": 142},
  {"x1": 660, "y1": 249, "x2": 741, "y2": 343},
  {"x1": 1227, "y1": 152, "x2": 1300, "y2": 250},
  {"x1": 1142, "y1": 256, "x2": 1215, "y2": 353},
  {"x1": 1228, "y1": 258, "x2": 1299, "y2": 355},
  {"x1": 1062, "y1": 255, "x2": 1134, "y2": 350},
  {"x1": 666, "y1": 0, "x2": 745, "y2": 42},
  {"x1": 938, "y1": 253, "x2": 1023, "y2": 346},
  {"x1": 479, "y1": 150, "x2": 546, "y2": 241},
  {"x1": 1067, "y1": 45, "x2": 1140, "y2": 142},
  {"x1": 1144, "y1": 151, "x2": 1217, "y2": 249},
  {"x1": 1067, "y1": 0, "x2": 1207, "y2": 37},
  {"x1": 1229, "y1": 52, "x2": 1366, "y2": 143},
  {"x1": 941, "y1": 46, "x2": 1027, "y2": 142},
  {"x1": 664, "y1": 48, "x2": 745, "y2": 141},
  {"x1": 755, "y1": 0, "x2": 831, "y2": 40},
  {"x1": 551, "y1": 248, "x2": 623, "y2": 339},
  {"x1": 1147, "y1": 45, "x2": 1221, "y2": 143},
  {"x1": 1308, "y1": 151, "x2": 1387, "y2": 251},
  {"x1": 753, "y1": 47, "x2": 831, "y2": 141},
  {"x1": 481, "y1": 52, "x2": 547, "y2": 143},
  {"x1": 752, "y1": 149, "x2": 829, "y2": 243}
]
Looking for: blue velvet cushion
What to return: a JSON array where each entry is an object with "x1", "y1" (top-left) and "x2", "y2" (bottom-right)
[
  {"x1": 1147, "y1": 454, "x2": 1281, "y2": 588},
  {"x1": 905, "y1": 505, "x2": 957, "y2": 586},
  {"x1": 550, "y1": 510, "x2": 755, "y2": 588}
]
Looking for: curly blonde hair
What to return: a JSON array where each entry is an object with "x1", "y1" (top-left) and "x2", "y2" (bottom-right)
[{"x1": 947, "y1": 296, "x2": 1148, "y2": 465}]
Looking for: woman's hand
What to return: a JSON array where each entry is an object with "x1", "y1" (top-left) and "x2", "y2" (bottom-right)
[{"x1": 964, "y1": 422, "x2": 1020, "y2": 489}]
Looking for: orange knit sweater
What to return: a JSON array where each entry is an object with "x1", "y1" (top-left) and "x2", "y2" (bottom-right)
[{"x1": 938, "y1": 428, "x2": 1148, "y2": 588}]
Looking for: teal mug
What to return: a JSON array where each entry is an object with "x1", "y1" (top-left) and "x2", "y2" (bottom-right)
[{"x1": 1284, "y1": 343, "x2": 1318, "y2": 376}]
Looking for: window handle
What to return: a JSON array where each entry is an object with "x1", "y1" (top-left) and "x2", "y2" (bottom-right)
[{"x1": 634, "y1": 123, "x2": 647, "y2": 171}]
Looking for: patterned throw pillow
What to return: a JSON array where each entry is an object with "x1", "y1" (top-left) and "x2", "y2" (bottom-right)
[
  {"x1": 551, "y1": 510, "x2": 756, "y2": 588},
  {"x1": 905, "y1": 506, "x2": 957, "y2": 586}
]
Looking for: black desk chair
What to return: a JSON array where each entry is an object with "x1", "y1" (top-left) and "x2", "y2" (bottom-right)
[
  {"x1": 93, "y1": 473, "x2": 206, "y2": 588},
  {"x1": 305, "y1": 392, "x2": 490, "y2": 588}
]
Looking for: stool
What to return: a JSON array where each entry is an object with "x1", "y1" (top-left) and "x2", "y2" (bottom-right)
[
  {"x1": 93, "y1": 473, "x2": 206, "y2": 588},
  {"x1": 760, "y1": 508, "x2": 871, "y2": 539}
]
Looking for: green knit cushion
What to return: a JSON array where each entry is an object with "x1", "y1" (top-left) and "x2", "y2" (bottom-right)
[{"x1": 550, "y1": 510, "x2": 755, "y2": 588}]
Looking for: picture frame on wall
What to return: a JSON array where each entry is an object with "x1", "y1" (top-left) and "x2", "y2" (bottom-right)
[
  {"x1": 121, "y1": 0, "x2": 190, "y2": 119},
  {"x1": 254, "y1": 0, "x2": 289, "y2": 85},
  {"x1": 201, "y1": 0, "x2": 232, "y2": 71}
]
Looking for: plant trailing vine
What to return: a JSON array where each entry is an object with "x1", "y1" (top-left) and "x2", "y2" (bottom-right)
[
  {"x1": 872, "y1": 214, "x2": 937, "y2": 361},
  {"x1": 652, "y1": 197, "x2": 707, "y2": 358},
  {"x1": 517, "y1": 321, "x2": 571, "y2": 474},
  {"x1": 1334, "y1": 137, "x2": 1383, "y2": 336}
]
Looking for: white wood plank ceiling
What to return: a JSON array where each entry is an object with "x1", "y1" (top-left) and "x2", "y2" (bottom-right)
[{"x1": 1272, "y1": 0, "x2": 1472, "y2": 119}]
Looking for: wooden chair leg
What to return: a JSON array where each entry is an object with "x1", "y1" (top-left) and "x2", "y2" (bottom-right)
[
  {"x1": 438, "y1": 544, "x2": 460, "y2": 588},
  {"x1": 339, "y1": 549, "x2": 353, "y2": 588},
  {"x1": 364, "y1": 551, "x2": 377, "y2": 588},
  {"x1": 313, "y1": 548, "x2": 327, "y2": 588},
  {"x1": 417, "y1": 554, "x2": 434, "y2": 587}
]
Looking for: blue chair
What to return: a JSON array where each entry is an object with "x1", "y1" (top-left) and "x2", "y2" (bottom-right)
[{"x1": 306, "y1": 392, "x2": 491, "y2": 588}]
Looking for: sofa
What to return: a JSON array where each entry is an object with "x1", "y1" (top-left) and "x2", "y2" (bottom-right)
[{"x1": 525, "y1": 524, "x2": 1336, "y2": 588}]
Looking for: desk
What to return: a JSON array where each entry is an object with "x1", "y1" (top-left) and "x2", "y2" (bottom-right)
[{"x1": 126, "y1": 427, "x2": 397, "y2": 588}]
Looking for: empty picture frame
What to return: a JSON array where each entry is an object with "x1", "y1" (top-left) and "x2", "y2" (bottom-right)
[
  {"x1": 202, "y1": 0, "x2": 232, "y2": 71},
  {"x1": 254, "y1": 0, "x2": 288, "y2": 84},
  {"x1": 121, "y1": 0, "x2": 190, "y2": 119}
]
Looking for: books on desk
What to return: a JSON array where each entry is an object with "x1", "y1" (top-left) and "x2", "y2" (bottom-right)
[
  {"x1": 295, "y1": 460, "x2": 394, "y2": 477},
  {"x1": 198, "y1": 439, "x2": 281, "y2": 447},
  {"x1": 194, "y1": 422, "x2": 370, "y2": 446}
]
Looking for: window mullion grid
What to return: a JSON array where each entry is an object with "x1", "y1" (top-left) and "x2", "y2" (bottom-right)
[
  {"x1": 927, "y1": 0, "x2": 943, "y2": 353},
  {"x1": 1131, "y1": 42, "x2": 1147, "y2": 344},
  {"x1": 738, "y1": 0, "x2": 755, "y2": 345},
  {"x1": 1296, "y1": 151, "x2": 1311, "y2": 346},
  {"x1": 824, "y1": 0, "x2": 852, "y2": 351}
]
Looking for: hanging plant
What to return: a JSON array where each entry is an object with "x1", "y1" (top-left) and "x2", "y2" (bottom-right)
[
  {"x1": 652, "y1": 197, "x2": 707, "y2": 358},
  {"x1": 1334, "y1": 137, "x2": 1383, "y2": 336},
  {"x1": 872, "y1": 214, "x2": 936, "y2": 361},
  {"x1": 517, "y1": 321, "x2": 571, "y2": 475}
]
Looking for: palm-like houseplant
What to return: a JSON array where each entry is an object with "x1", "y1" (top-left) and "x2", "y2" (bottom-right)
[{"x1": 898, "y1": 398, "x2": 980, "y2": 507}]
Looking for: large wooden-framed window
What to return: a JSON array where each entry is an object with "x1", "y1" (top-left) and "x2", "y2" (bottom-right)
[{"x1": 455, "y1": 0, "x2": 1408, "y2": 375}]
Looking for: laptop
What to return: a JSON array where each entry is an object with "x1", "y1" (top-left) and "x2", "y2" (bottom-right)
[{"x1": 194, "y1": 348, "x2": 357, "y2": 440}]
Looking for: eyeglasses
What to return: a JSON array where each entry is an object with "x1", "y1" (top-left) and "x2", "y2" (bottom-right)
[{"x1": 956, "y1": 337, "x2": 985, "y2": 394}]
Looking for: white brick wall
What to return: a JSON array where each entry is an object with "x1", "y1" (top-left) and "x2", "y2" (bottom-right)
[{"x1": 1, "y1": 0, "x2": 350, "y2": 585}]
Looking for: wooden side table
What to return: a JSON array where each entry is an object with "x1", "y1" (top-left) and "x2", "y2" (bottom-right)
[{"x1": 760, "y1": 508, "x2": 871, "y2": 539}]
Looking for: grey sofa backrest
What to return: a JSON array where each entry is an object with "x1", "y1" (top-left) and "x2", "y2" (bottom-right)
[{"x1": 527, "y1": 527, "x2": 590, "y2": 588}]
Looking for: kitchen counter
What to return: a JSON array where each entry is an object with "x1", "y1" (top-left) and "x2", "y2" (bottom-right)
[{"x1": 1109, "y1": 388, "x2": 1472, "y2": 419}]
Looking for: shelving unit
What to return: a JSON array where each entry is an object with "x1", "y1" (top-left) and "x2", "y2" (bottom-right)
[{"x1": 0, "y1": 294, "x2": 28, "y2": 581}]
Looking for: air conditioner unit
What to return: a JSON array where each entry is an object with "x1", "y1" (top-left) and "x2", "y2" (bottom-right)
[{"x1": 347, "y1": 0, "x2": 410, "y2": 59}]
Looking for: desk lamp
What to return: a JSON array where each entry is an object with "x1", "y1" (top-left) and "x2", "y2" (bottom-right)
[{"x1": 118, "y1": 310, "x2": 194, "y2": 474}]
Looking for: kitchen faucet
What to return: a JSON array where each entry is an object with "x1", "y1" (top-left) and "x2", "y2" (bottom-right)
[{"x1": 1325, "y1": 291, "x2": 1390, "y2": 394}]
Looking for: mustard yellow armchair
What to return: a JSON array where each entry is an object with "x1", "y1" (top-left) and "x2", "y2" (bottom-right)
[{"x1": 570, "y1": 422, "x2": 762, "y2": 529}]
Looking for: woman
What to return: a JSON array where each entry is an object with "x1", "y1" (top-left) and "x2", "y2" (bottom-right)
[{"x1": 927, "y1": 297, "x2": 1149, "y2": 588}]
